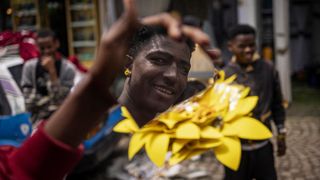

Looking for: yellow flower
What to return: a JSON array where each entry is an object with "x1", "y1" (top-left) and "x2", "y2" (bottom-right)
[
  {"x1": 113, "y1": 106, "x2": 139, "y2": 133},
  {"x1": 113, "y1": 71, "x2": 272, "y2": 170}
]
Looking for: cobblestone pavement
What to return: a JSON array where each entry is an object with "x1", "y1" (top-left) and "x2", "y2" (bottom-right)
[
  {"x1": 275, "y1": 115, "x2": 320, "y2": 180},
  {"x1": 200, "y1": 112, "x2": 320, "y2": 180}
]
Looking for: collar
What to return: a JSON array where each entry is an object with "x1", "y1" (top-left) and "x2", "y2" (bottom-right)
[{"x1": 231, "y1": 52, "x2": 260, "y2": 72}]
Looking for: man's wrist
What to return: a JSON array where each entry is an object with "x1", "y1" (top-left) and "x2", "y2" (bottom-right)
[
  {"x1": 277, "y1": 133, "x2": 286, "y2": 140},
  {"x1": 277, "y1": 126, "x2": 287, "y2": 136}
]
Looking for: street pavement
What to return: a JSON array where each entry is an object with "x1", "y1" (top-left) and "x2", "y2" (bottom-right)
[{"x1": 275, "y1": 115, "x2": 320, "y2": 180}]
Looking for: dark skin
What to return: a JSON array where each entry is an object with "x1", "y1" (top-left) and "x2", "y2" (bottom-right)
[
  {"x1": 36, "y1": 36, "x2": 60, "y2": 83},
  {"x1": 118, "y1": 36, "x2": 191, "y2": 127},
  {"x1": 44, "y1": 0, "x2": 211, "y2": 148},
  {"x1": 228, "y1": 33, "x2": 286, "y2": 156},
  {"x1": 228, "y1": 34, "x2": 256, "y2": 65}
]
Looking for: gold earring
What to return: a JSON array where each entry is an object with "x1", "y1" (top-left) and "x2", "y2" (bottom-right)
[{"x1": 124, "y1": 68, "x2": 131, "y2": 76}]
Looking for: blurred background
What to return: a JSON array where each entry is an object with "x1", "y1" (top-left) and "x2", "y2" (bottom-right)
[
  {"x1": 0, "y1": 0, "x2": 319, "y2": 179},
  {"x1": 2, "y1": 0, "x2": 320, "y2": 101}
]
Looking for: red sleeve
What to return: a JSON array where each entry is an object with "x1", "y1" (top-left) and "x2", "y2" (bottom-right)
[
  {"x1": 0, "y1": 146, "x2": 16, "y2": 180},
  {"x1": 1, "y1": 127, "x2": 83, "y2": 180}
]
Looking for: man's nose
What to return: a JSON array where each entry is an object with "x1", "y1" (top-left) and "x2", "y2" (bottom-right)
[
  {"x1": 244, "y1": 46, "x2": 254, "y2": 52},
  {"x1": 163, "y1": 64, "x2": 179, "y2": 83}
]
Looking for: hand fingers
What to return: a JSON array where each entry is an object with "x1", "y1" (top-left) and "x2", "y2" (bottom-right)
[
  {"x1": 181, "y1": 25, "x2": 210, "y2": 47},
  {"x1": 41, "y1": 56, "x2": 53, "y2": 62},
  {"x1": 101, "y1": 0, "x2": 138, "y2": 43},
  {"x1": 204, "y1": 49, "x2": 220, "y2": 61},
  {"x1": 206, "y1": 49, "x2": 221, "y2": 60},
  {"x1": 142, "y1": 15, "x2": 211, "y2": 49},
  {"x1": 141, "y1": 13, "x2": 181, "y2": 40},
  {"x1": 123, "y1": 0, "x2": 137, "y2": 19},
  {"x1": 277, "y1": 140, "x2": 286, "y2": 156}
]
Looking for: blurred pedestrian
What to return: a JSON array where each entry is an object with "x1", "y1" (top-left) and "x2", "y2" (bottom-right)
[
  {"x1": 223, "y1": 24, "x2": 287, "y2": 180},
  {"x1": 21, "y1": 29, "x2": 76, "y2": 124}
]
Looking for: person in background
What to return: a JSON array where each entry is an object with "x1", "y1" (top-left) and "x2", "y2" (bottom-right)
[
  {"x1": 0, "y1": 0, "x2": 212, "y2": 179},
  {"x1": 21, "y1": 29, "x2": 76, "y2": 124},
  {"x1": 223, "y1": 24, "x2": 287, "y2": 180}
]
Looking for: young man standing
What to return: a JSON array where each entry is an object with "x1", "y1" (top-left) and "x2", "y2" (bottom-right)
[
  {"x1": 223, "y1": 24, "x2": 287, "y2": 180},
  {"x1": 21, "y1": 29, "x2": 76, "y2": 123}
]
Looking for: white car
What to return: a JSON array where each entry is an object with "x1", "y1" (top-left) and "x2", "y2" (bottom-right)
[
  {"x1": 0, "y1": 56, "x2": 32, "y2": 147},
  {"x1": 0, "y1": 56, "x2": 26, "y2": 115}
]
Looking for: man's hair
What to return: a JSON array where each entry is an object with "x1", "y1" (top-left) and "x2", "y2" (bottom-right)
[
  {"x1": 227, "y1": 24, "x2": 256, "y2": 41},
  {"x1": 128, "y1": 25, "x2": 195, "y2": 59},
  {"x1": 36, "y1": 29, "x2": 57, "y2": 39}
]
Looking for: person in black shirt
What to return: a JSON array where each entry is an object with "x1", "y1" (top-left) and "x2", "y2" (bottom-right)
[{"x1": 223, "y1": 24, "x2": 287, "y2": 180}]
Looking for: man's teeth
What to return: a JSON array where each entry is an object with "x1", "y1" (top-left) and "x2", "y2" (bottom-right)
[{"x1": 155, "y1": 86, "x2": 173, "y2": 95}]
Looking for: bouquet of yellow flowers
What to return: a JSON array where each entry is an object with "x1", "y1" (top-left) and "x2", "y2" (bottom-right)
[{"x1": 113, "y1": 71, "x2": 272, "y2": 171}]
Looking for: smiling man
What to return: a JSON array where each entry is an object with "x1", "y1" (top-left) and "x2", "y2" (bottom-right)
[
  {"x1": 67, "y1": 25, "x2": 197, "y2": 180},
  {"x1": 119, "y1": 31, "x2": 193, "y2": 127},
  {"x1": 223, "y1": 24, "x2": 286, "y2": 180}
]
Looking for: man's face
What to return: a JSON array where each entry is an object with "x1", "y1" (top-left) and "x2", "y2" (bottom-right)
[
  {"x1": 128, "y1": 36, "x2": 191, "y2": 113},
  {"x1": 36, "y1": 36, "x2": 59, "y2": 57},
  {"x1": 228, "y1": 34, "x2": 256, "y2": 64}
]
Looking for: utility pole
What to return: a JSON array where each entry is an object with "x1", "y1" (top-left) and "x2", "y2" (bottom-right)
[
  {"x1": 237, "y1": 0, "x2": 261, "y2": 53},
  {"x1": 273, "y1": 0, "x2": 292, "y2": 102}
]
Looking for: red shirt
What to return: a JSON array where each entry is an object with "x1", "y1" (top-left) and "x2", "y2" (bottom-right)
[{"x1": 0, "y1": 127, "x2": 83, "y2": 180}]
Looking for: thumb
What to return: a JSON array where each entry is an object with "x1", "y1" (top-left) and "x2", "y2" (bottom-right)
[
  {"x1": 123, "y1": 0, "x2": 137, "y2": 18},
  {"x1": 101, "y1": 0, "x2": 139, "y2": 44}
]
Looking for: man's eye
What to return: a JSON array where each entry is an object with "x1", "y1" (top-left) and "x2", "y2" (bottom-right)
[
  {"x1": 151, "y1": 58, "x2": 166, "y2": 64},
  {"x1": 179, "y1": 65, "x2": 190, "y2": 76}
]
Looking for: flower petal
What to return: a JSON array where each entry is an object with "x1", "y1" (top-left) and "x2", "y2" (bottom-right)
[
  {"x1": 145, "y1": 133, "x2": 170, "y2": 167},
  {"x1": 113, "y1": 118, "x2": 139, "y2": 133},
  {"x1": 240, "y1": 87, "x2": 250, "y2": 98},
  {"x1": 233, "y1": 96, "x2": 258, "y2": 115},
  {"x1": 223, "y1": 111, "x2": 238, "y2": 122},
  {"x1": 221, "y1": 124, "x2": 238, "y2": 136},
  {"x1": 216, "y1": 71, "x2": 225, "y2": 83},
  {"x1": 140, "y1": 124, "x2": 166, "y2": 132},
  {"x1": 169, "y1": 148, "x2": 191, "y2": 166},
  {"x1": 224, "y1": 74, "x2": 237, "y2": 84},
  {"x1": 201, "y1": 126, "x2": 222, "y2": 139},
  {"x1": 158, "y1": 118, "x2": 178, "y2": 129},
  {"x1": 129, "y1": 132, "x2": 148, "y2": 159},
  {"x1": 186, "y1": 149, "x2": 208, "y2": 160},
  {"x1": 175, "y1": 122, "x2": 200, "y2": 139},
  {"x1": 231, "y1": 117, "x2": 272, "y2": 140},
  {"x1": 189, "y1": 139, "x2": 222, "y2": 149},
  {"x1": 121, "y1": 106, "x2": 134, "y2": 120},
  {"x1": 214, "y1": 137, "x2": 241, "y2": 171},
  {"x1": 224, "y1": 96, "x2": 258, "y2": 123},
  {"x1": 113, "y1": 106, "x2": 139, "y2": 133},
  {"x1": 172, "y1": 139, "x2": 190, "y2": 154}
]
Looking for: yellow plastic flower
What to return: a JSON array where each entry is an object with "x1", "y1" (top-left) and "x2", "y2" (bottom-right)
[{"x1": 113, "y1": 71, "x2": 272, "y2": 170}]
